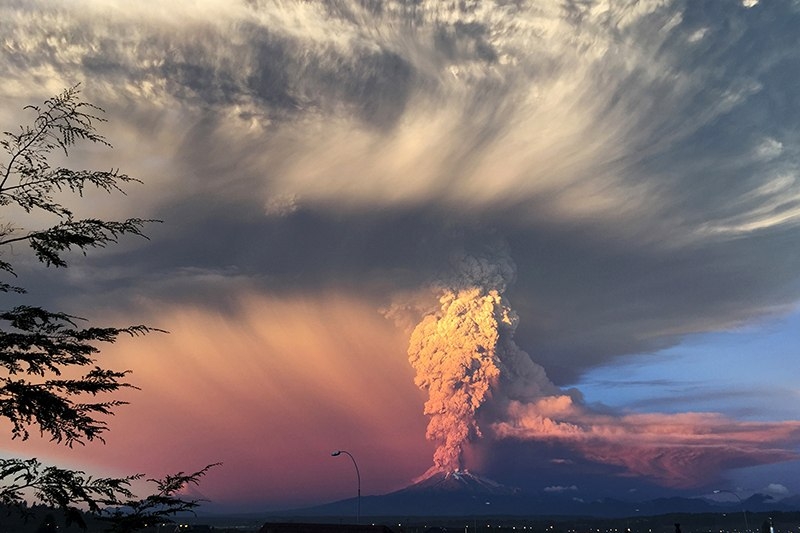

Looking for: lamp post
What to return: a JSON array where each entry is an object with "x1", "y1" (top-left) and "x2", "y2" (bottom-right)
[
  {"x1": 714, "y1": 490, "x2": 749, "y2": 533},
  {"x1": 331, "y1": 450, "x2": 361, "y2": 524}
]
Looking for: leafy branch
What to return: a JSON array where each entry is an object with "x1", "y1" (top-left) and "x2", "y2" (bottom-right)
[
  {"x1": 0, "y1": 84, "x2": 158, "y2": 273},
  {"x1": 100, "y1": 464, "x2": 221, "y2": 533},
  {"x1": 0, "y1": 86, "x2": 218, "y2": 531}
]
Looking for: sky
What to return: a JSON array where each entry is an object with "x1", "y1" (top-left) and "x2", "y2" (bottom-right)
[{"x1": 2, "y1": 0, "x2": 800, "y2": 513}]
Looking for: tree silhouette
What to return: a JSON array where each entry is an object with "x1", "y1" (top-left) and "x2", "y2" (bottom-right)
[{"x1": 0, "y1": 86, "x2": 215, "y2": 530}]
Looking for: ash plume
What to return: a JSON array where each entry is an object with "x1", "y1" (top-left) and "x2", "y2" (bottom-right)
[
  {"x1": 407, "y1": 243, "x2": 800, "y2": 487},
  {"x1": 408, "y1": 283, "x2": 504, "y2": 474},
  {"x1": 408, "y1": 241, "x2": 562, "y2": 477}
]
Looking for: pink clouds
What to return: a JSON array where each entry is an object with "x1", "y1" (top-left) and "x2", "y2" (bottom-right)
[
  {"x1": 0, "y1": 292, "x2": 432, "y2": 508},
  {"x1": 400, "y1": 246, "x2": 800, "y2": 490},
  {"x1": 493, "y1": 397, "x2": 800, "y2": 487}
]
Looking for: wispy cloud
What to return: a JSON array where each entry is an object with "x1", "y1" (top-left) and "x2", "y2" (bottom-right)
[
  {"x1": 544, "y1": 485, "x2": 579, "y2": 493},
  {"x1": 494, "y1": 397, "x2": 800, "y2": 487},
  {"x1": 4, "y1": 0, "x2": 800, "y2": 503}
]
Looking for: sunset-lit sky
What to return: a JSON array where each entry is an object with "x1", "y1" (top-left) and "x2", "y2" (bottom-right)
[{"x1": 3, "y1": 0, "x2": 800, "y2": 512}]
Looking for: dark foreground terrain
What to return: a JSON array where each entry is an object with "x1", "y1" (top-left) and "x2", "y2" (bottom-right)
[{"x1": 5, "y1": 508, "x2": 800, "y2": 533}]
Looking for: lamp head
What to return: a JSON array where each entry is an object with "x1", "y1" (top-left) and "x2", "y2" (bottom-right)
[{"x1": 331, "y1": 450, "x2": 341, "y2": 456}]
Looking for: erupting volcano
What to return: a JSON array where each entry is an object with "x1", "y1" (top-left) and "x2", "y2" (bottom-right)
[
  {"x1": 407, "y1": 243, "x2": 563, "y2": 478},
  {"x1": 403, "y1": 243, "x2": 800, "y2": 488}
]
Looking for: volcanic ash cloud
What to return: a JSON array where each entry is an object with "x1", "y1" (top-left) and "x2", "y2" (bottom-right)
[
  {"x1": 407, "y1": 247, "x2": 562, "y2": 477},
  {"x1": 407, "y1": 249, "x2": 800, "y2": 486},
  {"x1": 408, "y1": 286, "x2": 504, "y2": 474}
]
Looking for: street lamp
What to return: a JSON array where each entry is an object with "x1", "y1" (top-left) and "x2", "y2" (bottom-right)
[
  {"x1": 331, "y1": 450, "x2": 361, "y2": 524},
  {"x1": 714, "y1": 490, "x2": 749, "y2": 533}
]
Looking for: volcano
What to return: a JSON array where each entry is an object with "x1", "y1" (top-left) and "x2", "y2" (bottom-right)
[
  {"x1": 278, "y1": 471, "x2": 532, "y2": 517},
  {"x1": 267, "y1": 471, "x2": 800, "y2": 519},
  {"x1": 399, "y1": 470, "x2": 520, "y2": 496},
  {"x1": 369, "y1": 470, "x2": 523, "y2": 515}
]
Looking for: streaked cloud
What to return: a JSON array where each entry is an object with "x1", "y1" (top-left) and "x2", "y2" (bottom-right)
[
  {"x1": 3, "y1": 0, "x2": 800, "y2": 505},
  {"x1": 494, "y1": 397, "x2": 800, "y2": 487},
  {"x1": 1, "y1": 292, "x2": 430, "y2": 508}
]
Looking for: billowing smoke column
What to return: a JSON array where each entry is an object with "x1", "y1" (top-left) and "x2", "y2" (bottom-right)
[
  {"x1": 407, "y1": 285, "x2": 505, "y2": 473},
  {"x1": 407, "y1": 245, "x2": 800, "y2": 486},
  {"x1": 408, "y1": 244, "x2": 800, "y2": 487},
  {"x1": 408, "y1": 243, "x2": 562, "y2": 475}
]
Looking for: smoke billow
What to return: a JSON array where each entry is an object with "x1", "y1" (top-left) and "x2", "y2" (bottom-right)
[
  {"x1": 408, "y1": 286, "x2": 503, "y2": 474},
  {"x1": 493, "y1": 397, "x2": 800, "y2": 488},
  {"x1": 408, "y1": 245, "x2": 800, "y2": 487},
  {"x1": 7, "y1": 0, "x2": 800, "y2": 496},
  {"x1": 408, "y1": 243, "x2": 563, "y2": 476}
]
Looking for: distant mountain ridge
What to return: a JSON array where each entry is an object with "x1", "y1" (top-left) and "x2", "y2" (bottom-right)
[{"x1": 272, "y1": 471, "x2": 800, "y2": 519}]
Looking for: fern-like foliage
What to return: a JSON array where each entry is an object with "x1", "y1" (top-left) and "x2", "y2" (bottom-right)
[
  {"x1": 0, "y1": 85, "x2": 153, "y2": 269},
  {"x1": 0, "y1": 86, "x2": 218, "y2": 531},
  {"x1": 100, "y1": 464, "x2": 220, "y2": 533}
]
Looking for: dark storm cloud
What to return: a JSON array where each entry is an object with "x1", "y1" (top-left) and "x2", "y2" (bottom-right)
[
  {"x1": 507, "y1": 222, "x2": 800, "y2": 381},
  {"x1": 4, "y1": 0, "x2": 800, "y2": 385},
  {"x1": 6, "y1": 0, "x2": 800, "y2": 501}
]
